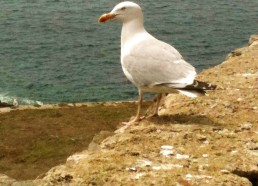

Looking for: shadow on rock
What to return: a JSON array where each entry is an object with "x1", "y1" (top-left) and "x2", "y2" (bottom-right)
[{"x1": 148, "y1": 113, "x2": 220, "y2": 127}]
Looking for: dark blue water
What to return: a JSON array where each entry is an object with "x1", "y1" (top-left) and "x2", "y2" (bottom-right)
[{"x1": 0, "y1": 0, "x2": 257, "y2": 104}]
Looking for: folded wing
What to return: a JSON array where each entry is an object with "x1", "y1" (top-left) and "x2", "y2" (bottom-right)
[{"x1": 122, "y1": 38, "x2": 196, "y2": 89}]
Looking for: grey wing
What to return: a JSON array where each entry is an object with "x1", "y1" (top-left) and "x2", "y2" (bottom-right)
[{"x1": 122, "y1": 39, "x2": 196, "y2": 88}]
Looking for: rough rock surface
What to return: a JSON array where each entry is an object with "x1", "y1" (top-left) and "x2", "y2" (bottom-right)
[
  {"x1": 249, "y1": 33, "x2": 258, "y2": 48},
  {"x1": 0, "y1": 101, "x2": 13, "y2": 108},
  {"x1": 1, "y1": 36, "x2": 258, "y2": 185}
]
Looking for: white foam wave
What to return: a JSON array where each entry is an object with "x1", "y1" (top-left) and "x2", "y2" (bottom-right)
[{"x1": 0, "y1": 93, "x2": 43, "y2": 106}]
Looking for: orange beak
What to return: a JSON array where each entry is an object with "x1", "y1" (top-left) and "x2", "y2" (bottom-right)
[{"x1": 98, "y1": 13, "x2": 116, "y2": 23}]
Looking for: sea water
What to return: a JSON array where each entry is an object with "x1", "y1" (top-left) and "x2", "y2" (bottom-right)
[{"x1": 0, "y1": 0, "x2": 257, "y2": 105}]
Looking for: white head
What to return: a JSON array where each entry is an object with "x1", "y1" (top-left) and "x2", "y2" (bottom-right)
[{"x1": 99, "y1": 1, "x2": 143, "y2": 24}]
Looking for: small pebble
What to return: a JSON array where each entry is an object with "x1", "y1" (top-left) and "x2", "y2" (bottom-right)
[
  {"x1": 133, "y1": 173, "x2": 145, "y2": 180},
  {"x1": 161, "y1": 145, "x2": 174, "y2": 150},
  {"x1": 230, "y1": 150, "x2": 238, "y2": 155},
  {"x1": 202, "y1": 154, "x2": 209, "y2": 158},
  {"x1": 203, "y1": 140, "x2": 209, "y2": 144},
  {"x1": 136, "y1": 159, "x2": 152, "y2": 167},
  {"x1": 237, "y1": 98, "x2": 243, "y2": 102},
  {"x1": 197, "y1": 134, "x2": 207, "y2": 141},
  {"x1": 152, "y1": 164, "x2": 183, "y2": 171},
  {"x1": 127, "y1": 166, "x2": 137, "y2": 172},
  {"x1": 221, "y1": 169, "x2": 230, "y2": 174},
  {"x1": 185, "y1": 174, "x2": 193, "y2": 180},
  {"x1": 192, "y1": 159, "x2": 198, "y2": 163},
  {"x1": 198, "y1": 164, "x2": 209, "y2": 172},
  {"x1": 176, "y1": 154, "x2": 189, "y2": 159},
  {"x1": 240, "y1": 123, "x2": 253, "y2": 130},
  {"x1": 156, "y1": 129, "x2": 161, "y2": 133},
  {"x1": 160, "y1": 149, "x2": 174, "y2": 157}
]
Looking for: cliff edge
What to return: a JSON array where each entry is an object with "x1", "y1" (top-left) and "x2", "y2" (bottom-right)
[{"x1": 2, "y1": 35, "x2": 258, "y2": 186}]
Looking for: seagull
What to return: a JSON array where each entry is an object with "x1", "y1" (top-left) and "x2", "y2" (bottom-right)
[{"x1": 98, "y1": 1, "x2": 216, "y2": 126}]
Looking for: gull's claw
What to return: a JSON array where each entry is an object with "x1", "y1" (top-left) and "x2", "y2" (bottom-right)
[
  {"x1": 115, "y1": 115, "x2": 146, "y2": 133},
  {"x1": 115, "y1": 125, "x2": 129, "y2": 133},
  {"x1": 146, "y1": 113, "x2": 159, "y2": 119},
  {"x1": 122, "y1": 115, "x2": 145, "y2": 126}
]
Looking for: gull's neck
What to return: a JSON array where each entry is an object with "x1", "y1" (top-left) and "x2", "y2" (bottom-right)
[{"x1": 121, "y1": 19, "x2": 148, "y2": 48}]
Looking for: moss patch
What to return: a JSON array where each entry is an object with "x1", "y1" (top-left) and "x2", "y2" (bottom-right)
[{"x1": 0, "y1": 101, "x2": 151, "y2": 180}]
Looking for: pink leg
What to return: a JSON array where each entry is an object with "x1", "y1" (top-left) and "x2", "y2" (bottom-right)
[
  {"x1": 148, "y1": 93, "x2": 162, "y2": 118},
  {"x1": 153, "y1": 93, "x2": 162, "y2": 116},
  {"x1": 122, "y1": 90, "x2": 144, "y2": 125}
]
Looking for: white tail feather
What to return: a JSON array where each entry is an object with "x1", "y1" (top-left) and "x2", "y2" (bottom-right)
[{"x1": 177, "y1": 90, "x2": 200, "y2": 98}]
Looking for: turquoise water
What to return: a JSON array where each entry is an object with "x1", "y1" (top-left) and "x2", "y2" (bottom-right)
[{"x1": 0, "y1": 0, "x2": 257, "y2": 104}]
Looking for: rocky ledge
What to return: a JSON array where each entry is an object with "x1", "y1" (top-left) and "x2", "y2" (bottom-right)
[{"x1": 1, "y1": 35, "x2": 258, "y2": 186}]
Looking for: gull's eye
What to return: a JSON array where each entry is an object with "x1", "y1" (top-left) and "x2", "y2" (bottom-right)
[{"x1": 120, "y1": 7, "x2": 126, "y2": 10}]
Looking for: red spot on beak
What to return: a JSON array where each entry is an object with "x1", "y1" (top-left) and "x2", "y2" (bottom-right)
[{"x1": 98, "y1": 13, "x2": 116, "y2": 23}]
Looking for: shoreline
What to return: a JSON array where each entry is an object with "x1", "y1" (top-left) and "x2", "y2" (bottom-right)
[{"x1": 0, "y1": 100, "x2": 152, "y2": 114}]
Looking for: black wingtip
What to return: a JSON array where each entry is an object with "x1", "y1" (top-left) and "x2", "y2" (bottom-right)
[{"x1": 181, "y1": 80, "x2": 217, "y2": 92}]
